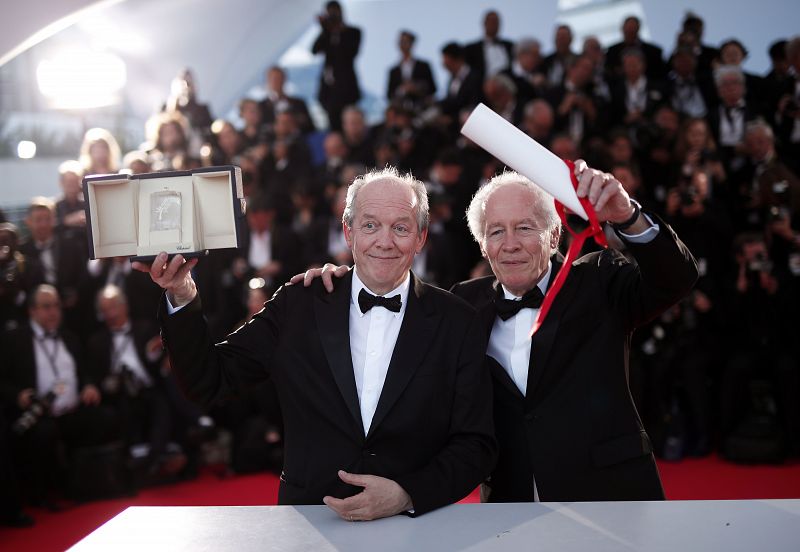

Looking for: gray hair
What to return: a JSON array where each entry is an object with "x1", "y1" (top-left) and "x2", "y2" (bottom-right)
[
  {"x1": 466, "y1": 171, "x2": 561, "y2": 245},
  {"x1": 515, "y1": 38, "x2": 541, "y2": 57},
  {"x1": 745, "y1": 118, "x2": 774, "y2": 140},
  {"x1": 342, "y1": 166, "x2": 430, "y2": 233},
  {"x1": 97, "y1": 284, "x2": 127, "y2": 306},
  {"x1": 524, "y1": 98, "x2": 553, "y2": 118},
  {"x1": 714, "y1": 64, "x2": 745, "y2": 87}
]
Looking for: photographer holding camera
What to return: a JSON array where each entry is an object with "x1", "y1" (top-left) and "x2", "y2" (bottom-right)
[
  {"x1": 311, "y1": 1, "x2": 362, "y2": 132},
  {"x1": 719, "y1": 233, "x2": 799, "y2": 458},
  {"x1": 88, "y1": 285, "x2": 184, "y2": 479},
  {"x1": 0, "y1": 285, "x2": 118, "y2": 506}
]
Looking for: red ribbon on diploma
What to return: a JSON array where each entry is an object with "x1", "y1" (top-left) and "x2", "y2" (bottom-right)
[{"x1": 531, "y1": 159, "x2": 608, "y2": 336}]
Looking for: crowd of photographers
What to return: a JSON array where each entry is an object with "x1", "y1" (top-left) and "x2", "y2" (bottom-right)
[{"x1": 1, "y1": 3, "x2": 799, "y2": 527}]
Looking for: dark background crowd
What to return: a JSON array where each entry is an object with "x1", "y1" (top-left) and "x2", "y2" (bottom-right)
[{"x1": 1, "y1": 2, "x2": 799, "y2": 527}]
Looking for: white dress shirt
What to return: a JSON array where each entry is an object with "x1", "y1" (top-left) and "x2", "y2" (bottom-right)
[
  {"x1": 487, "y1": 264, "x2": 552, "y2": 397},
  {"x1": 248, "y1": 229, "x2": 272, "y2": 270},
  {"x1": 31, "y1": 321, "x2": 79, "y2": 416},
  {"x1": 349, "y1": 269, "x2": 410, "y2": 434},
  {"x1": 35, "y1": 239, "x2": 57, "y2": 284},
  {"x1": 719, "y1": 102, "x2": 745, "y2": 146},
  {"x1": 625, "y1": 77, "x2": 647, "y2": 114},
  {"x1": 110, "y1": 322, "x2": 153, "y2": 387},
  {"x1": 483, "y1": 39, "x2": 509, "y2": 77}
]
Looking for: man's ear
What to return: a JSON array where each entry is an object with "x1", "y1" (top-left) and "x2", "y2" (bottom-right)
[
  {"x1": 343, "y1": 222, "x2": 353, "y2": 250},
  {"x1": 415, "y1": 227, "x2": 429, "y2": 254}
]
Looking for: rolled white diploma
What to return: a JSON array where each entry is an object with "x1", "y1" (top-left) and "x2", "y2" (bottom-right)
[{"x1": 461, "y1": 103, "x2": 588, "y2": 220}]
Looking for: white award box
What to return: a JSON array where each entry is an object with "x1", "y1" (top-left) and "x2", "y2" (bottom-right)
[{"x1": 83, "y1": 165, "x2": 246, "y2": 262}]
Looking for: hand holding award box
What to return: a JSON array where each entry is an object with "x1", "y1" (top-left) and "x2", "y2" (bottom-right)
[{"x1": 83, "y1": 165, "x2": 246, "y2": 262}]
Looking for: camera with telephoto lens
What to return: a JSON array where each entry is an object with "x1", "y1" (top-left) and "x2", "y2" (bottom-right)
[
  {"x1": 748, "y1": 251, "x2": 773, "y2": 274},
  {"x1": 12, "y1": 391, "x2": 56, "y2": 435},
  {"x1": 102, "y1": 364, "x2": 143, "y2": 398}
]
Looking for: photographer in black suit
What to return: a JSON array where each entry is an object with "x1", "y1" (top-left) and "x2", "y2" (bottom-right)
[
  {"x1": 386, "y1": 30, "x2": 437, "y2": 111},
  {"x1": 312, "y1": 1, "x2": 362, "y2": 131},
  {"x1": 0, "y1": 285, "x2": 117, "y2": 505},
  {"x1": 88, "y1": 285, "x2": 182, "y2": 478},
  {"x1": 464, "y1": 10, "x2": 514, "y2": 83}
]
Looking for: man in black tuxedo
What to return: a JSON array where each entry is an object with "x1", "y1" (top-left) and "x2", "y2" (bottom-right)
[
  {"x1": 707, "y1": 65, "x2": 760, "y2": 173},
  {"x1": 88, "y1": 285, "x2": 179, "y2": 477},
  {"x1": 438, "y1": 42, "x2": 483, "y2": 132},
  {"x1": 0, "y1": 285, "x2": 117, "y2": 503},
  {"x1": 312, "y1": 1, "x2": 361, "y2": 131},
  {"x1": 450, "y1": 164, "x2": 697, "y2": 502},
  {"x1": 609, "y1": 48, "x2": 666, "y2": 129},
  {"x1": 20, "y1": 197, "x2": 90, "y2": 339},
  {"x1": 295, "y1": 161, "x2": 697, "y2": 502},
  {"x1": 605, "y1": 16, "x2": 665, "y2": 81},
  {"x1": 134, "y1": 168, "x2": 496, "y2": 520},
  {"x1": 386, "y1": 30, "x2": 437, "y2": 110},
  {"x1": 542, "y1": 24, "x2": 577, "y2": 87},
  {"x1": 464, "y1": 10, "x2": 514, "y2": 83},
  {"x1": 259, "y1": 66, "x2": 315, "y2": 135}
]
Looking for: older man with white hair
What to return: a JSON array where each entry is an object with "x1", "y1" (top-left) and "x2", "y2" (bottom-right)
[
  {"x1": 450, "y1": 162, "x2": 697, "y2": 503},
  {"x1": 135, "y1": 167, "x2": 496, "y2": 521}
]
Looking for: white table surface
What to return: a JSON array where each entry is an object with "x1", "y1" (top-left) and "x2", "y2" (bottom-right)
[{"x1": 68, "y1": 500, "x2": 800, "y2": 552}]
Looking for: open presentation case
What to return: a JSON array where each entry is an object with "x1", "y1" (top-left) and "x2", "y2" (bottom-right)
[{"x1": 83, "y1": 165, "x2": 245, "y2": 262}]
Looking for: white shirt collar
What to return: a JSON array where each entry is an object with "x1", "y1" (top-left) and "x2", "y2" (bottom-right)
[
  {"x1": 500, "y1": 261, "x2": 552, "y2": 300},
  {"x1": 351, "y1": 268, "x2": 411, "y2": 318},
  {"x1": 30, "y1": 320, "x2": 48, "y2": 338}
]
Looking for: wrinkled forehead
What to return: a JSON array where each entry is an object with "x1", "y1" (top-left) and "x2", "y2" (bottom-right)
[
  {"x1": 484, "y1": 183, "x2": 545, "y2": 224},
  {"x1": 356, "y1": 179, "x2": 417, "y2": 215}
]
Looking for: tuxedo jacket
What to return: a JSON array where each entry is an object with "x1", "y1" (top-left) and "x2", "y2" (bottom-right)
[
  {"x1": 386, "y1": 59, "x2": 437, "y2": 102},
  {"x1": 259, "y1": 96, "x2": 315, "y2": 135},
  {"x1": 605, "y1": 41, "x2": 666, "y2": 81},
  {"x1": 464, "y1": 38, "x2": 514, "y2": 83},
  {"x1": 439, "y1": 67, "x2": 483, "y2": 119},
  {"x1": 160, "y1": 271, "x2": 496, "y2": 515},
  {"x1": 312, "y1": 25, "x2": 362, "y2": 108},
  {"x1": 608, "y1": 78, "x2": 666, "y2": 127},
  {"x1": 87, "y1": 320, "x2": 162, "y2": 386},
  {"x1": 0, "y1": 325, "x2": 89, "y2": 416},
  {"x1": 451, "y1": 218, "x2": 698, "y2": 502},
  {"x1": 20, "y1": 236, "x2": 89, "y2": 300}
]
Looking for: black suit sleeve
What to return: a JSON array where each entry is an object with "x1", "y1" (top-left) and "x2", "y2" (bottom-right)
[
  {"x1": 604, "y1": 215, "x2": 698, "y2": 332},
  {"x1": 159, "y1": 288, "x2": 286, "y2": 407}
]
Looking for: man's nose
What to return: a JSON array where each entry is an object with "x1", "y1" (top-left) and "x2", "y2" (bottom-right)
[
  {"x1": 374, "y1": 227, "x2": 395, "y2": 248},
  {"x1": 500, "y1": 231, "x2": 521, "y2": 251}
]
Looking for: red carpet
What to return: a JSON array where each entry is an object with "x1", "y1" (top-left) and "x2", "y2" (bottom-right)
[{"x1": 2, "y1": 455, "x2": 799, "y2": 551}]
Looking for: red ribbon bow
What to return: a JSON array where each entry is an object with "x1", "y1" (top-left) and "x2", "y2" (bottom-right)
[{"x1": 531, "y1": 159, "x2": 608, "y2": 336}]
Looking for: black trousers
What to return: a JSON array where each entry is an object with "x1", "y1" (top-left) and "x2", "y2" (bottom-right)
[{"x1": 11, "y1": 404, "x2": 118, "y2": 501}]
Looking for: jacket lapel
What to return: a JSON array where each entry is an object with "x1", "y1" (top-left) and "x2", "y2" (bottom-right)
[
  {"x1": 366, "y1": 273, "x2": 440, "y2": 439},
  {"x1": 313, "y1": 271, "x2": 363, "y2": 432},
  {"x1": 482, "y1": 279, "x2": 524, "y2": 401},
  {"x1": 525, "y1": 255, "x2": 575, "y2": 407}
]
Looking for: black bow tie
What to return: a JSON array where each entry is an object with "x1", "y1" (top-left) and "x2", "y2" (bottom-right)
[
  {"x1": 494, "y1": 286, "x2": 544, "y2": 321},
  {"x1": 358, "y1": 289, "x2": 402, "y2": 314}
]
